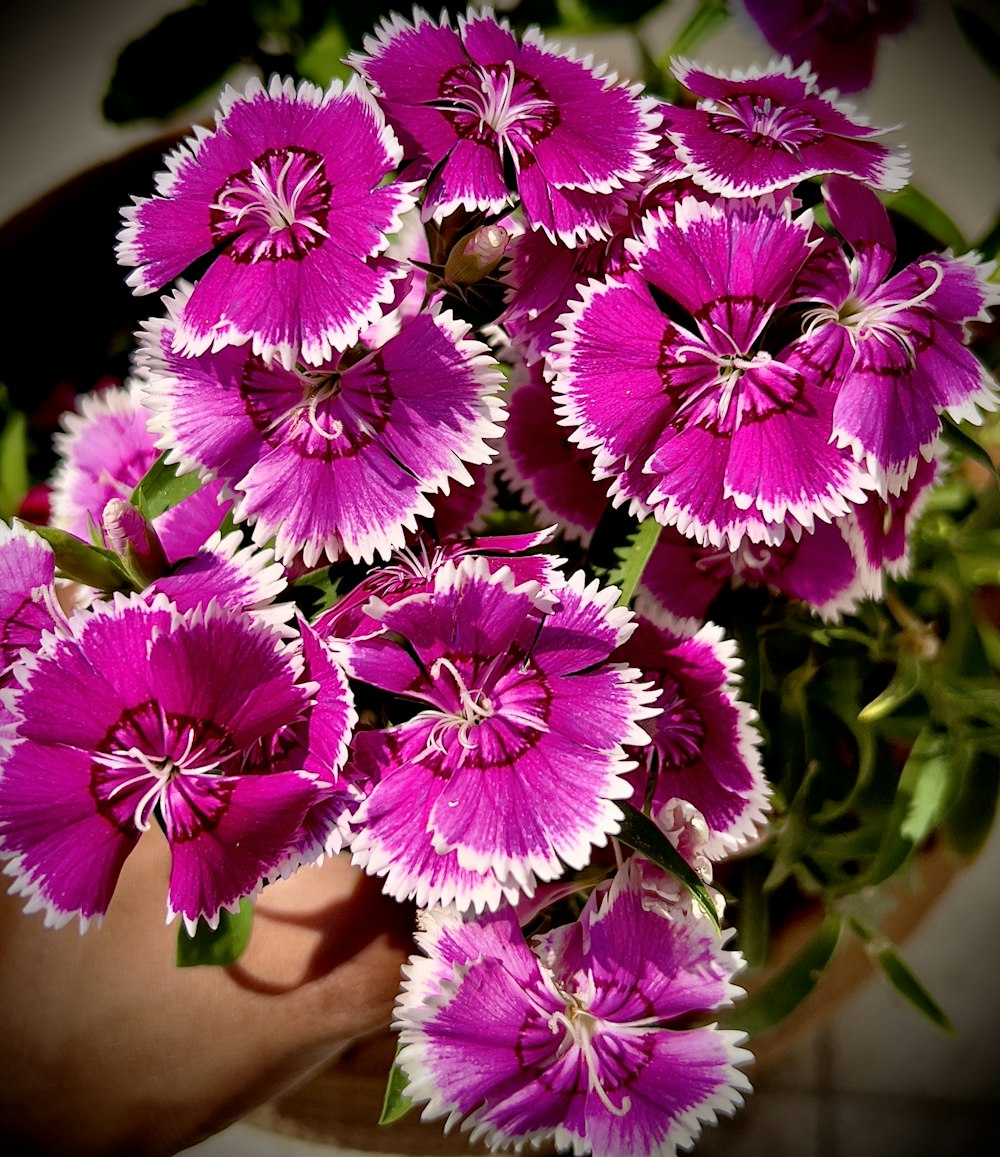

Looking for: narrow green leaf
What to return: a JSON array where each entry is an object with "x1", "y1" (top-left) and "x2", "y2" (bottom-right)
[
  {"x1": 609, "y1": 517, "x2": 661, "y2": 607},
  {"x1": 130, "y1": 452, "x2": 203, "y2": 520},
  {"x1": 861, "y1": 726, "x2": 953, "y2": 888},
  {"x1": 848, "y1": 918, "x2": 954, "y2": 1033},
  {"x1": 720, "y1": 913, "x2": 842, "y2": 1036},
  {"x1": 944, "y1": 746, "x2": 1000, "y2": 857},
  {"x1": 882, "y1": 186, "x2": 968, "y2": 253},
  {"x1": 616, "y1": 803, "x2": 721, "y2": 930},
  {"x1": 658, "y1": 0, "x2": 730, "y2": 79},
  {"x1": 0, "y1": 410, "x2": 29, "y2": 519},
  {"x1": 176, "y1": 899, "x2": 254, "y2": 968},
  {"x1": 18, "y1": 521, "x2": 133, "y2": 592},
  {"x1": 379, "y1": 1059, "x2": 414, "y2": 1126},
  {"x1": 940, "y1": 416, "x2": 1000, "y2": 482}
]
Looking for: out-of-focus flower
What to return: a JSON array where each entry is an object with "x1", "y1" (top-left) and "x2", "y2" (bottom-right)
[{"x1": 741, "y1": 0, "x2": 917, "y2": 94}]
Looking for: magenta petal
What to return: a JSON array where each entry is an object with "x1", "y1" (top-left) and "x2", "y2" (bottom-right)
[
  {"x1": 0, "y1": 521, "x2": 59, "y2": 684},
  {"x1": 0, "y1": 740, "x2": 139, "y2": 928},
  {"x1": 164, "y1": 770, "x2": 325, "y2": 930}
]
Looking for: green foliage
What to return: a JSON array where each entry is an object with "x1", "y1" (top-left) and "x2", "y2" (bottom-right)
[
  {"x1": 18, "y1": 521, "x2": 135, "y2": 592},
  {"x1": 609, "y1": 516, "x2": 661, "y2": 607},
  {"x1": 379, "y1": 1059, "x2": 414, "y2": 1126},
  {"x1": 617, "y1": 803, "x2": 722, "y2": 929},
  {"x1": 130, "y1": 452, "x2": 204, "y2": 520},
  {"x1": 0, "y1": 404, "x2": 28, "y2": 521},
  {"x1": 847, "y1": 916, "x2": 954, "y2": 1033},
  {"x1": 721, "y1": 913, "x2": 842, "y2": 1036},
  {"x1": 176, "y1": 899, "x2": 255, "y2": 967}
]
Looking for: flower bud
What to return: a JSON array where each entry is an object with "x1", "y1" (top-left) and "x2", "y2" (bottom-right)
[
  {"x1": 102, "y1": 498, "x2": 169, "y2": 587},
  {"x1": 443, "y1": 225, "x2": 510, "y2": 286}
]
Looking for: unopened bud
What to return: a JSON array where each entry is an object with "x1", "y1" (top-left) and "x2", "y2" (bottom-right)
[
  {"x1": 102, "y1": 498, "x2": 169, "y2": 588},
  {"x1": 443, "y1": 225, "x2": 510, "y2": 286}
]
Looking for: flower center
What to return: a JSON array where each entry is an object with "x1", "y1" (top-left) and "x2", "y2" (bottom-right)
[
  {"x1": 414, "y1": 656, "x2": 497, "y2": 761},
  {"x1": 435, "y1": 61, "x2": 559, "y2": 169},
  {"x1": 91, "y1": 704, "x2": 237, "y2": 833},
  {"x1": 801, "y1": 259, "x2": 945, "y2": 368},
  {"x1": 651, "y1": 678, "x2": 705, "y2": 768},
  {"x1": 210, "y1": 146, "x2": 332, "y2": 263},
  {"x1": 547, "y1": 1002, "x2": 633, "y2": 1117},
  {"x1": 707, "y1": 94, "x2": 824, "y2": 153}
]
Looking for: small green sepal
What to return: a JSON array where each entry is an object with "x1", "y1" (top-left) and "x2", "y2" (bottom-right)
[
  {"x1": 176, "y1": 899, "x2": 255, "y2": 968},
  {"x1": 379, "y1": 1058, "x2": 415, "y2": 1126}
]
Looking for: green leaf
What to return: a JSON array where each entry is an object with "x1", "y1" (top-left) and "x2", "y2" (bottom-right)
[
  {"x1": 130, "y1": 453, "x2": 203, "y2": 520},
  {"x1": 940, "y1": 416, "x2": 1000, "y2": 482},
  {"x1": 379, "y1": 1059, "x2": 414, "y2": 1126},
  {"x1": 18, "y1": 521, "x2": 133, "y2": 592},
  {"x1": 616, "y1": 803, "x2": 721, "y2": 930},
  {"x1": 953, "y1": 5, "x2": 1000, "y2": 84},
  {"x1": 882, "y1": 186, "x2": 967, "y2": 253},
  {"x1": 847, "y1": 917, "x2": 954, "y2": 1033},
  {"x1": 296, "y1": 18, "x2": 353, "y2": 85},
  {"x1": 944, "y1": 746, "x2": 1000, "y2": 857},
  {"x1": 657, "y1": 0, "x2": 730, "y2": 86},
  {"x1": 861, "y1": 726, "x2": 953, "y2": 888},
  {"x1": 609, "y1": 517, "x2": 661, "y2": 607},
  {"x1": 720, "y1": 913, "x2": 842, "y2": 1036},
  {"x1": 176, "y1": 899, "x2": 255, "y2": 968},
  {"x1": 0, "y1": 410, "x2": 28, "y2": 519}
]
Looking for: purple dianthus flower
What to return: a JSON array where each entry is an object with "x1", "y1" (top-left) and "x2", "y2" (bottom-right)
[
  {"x1": 394, "y1": 859, "x2": 751, "y2": 1157},
  {"x1": 339, "y1": 557, "x2": 659, "y2": 912},
  {"x1": 117, "y1": 74, "x2": 417, "y2": 370},
  {"x1": 352, "y1": 6, "x2": 661, "y2": 244}
]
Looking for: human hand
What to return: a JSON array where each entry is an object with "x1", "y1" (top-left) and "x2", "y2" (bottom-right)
[{"x1": 0, "y1": 832, "x2": 413, "y2": 1156}]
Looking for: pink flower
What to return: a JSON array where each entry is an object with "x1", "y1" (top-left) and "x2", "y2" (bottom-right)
[{"x1": 117, "y1": 74, "x2": 417, "y2": 370}]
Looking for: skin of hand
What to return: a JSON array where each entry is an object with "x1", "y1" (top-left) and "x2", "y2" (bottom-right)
[{"x1": 0, "y1": 830, "x2": 414, "y2": 1156}]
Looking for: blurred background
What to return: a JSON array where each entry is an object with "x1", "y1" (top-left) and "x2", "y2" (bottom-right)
[{"x1": 1, "y1": 2, "x2": 999, "y2": 1154}]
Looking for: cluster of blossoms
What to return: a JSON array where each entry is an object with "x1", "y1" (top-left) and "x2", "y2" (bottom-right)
[{"x1": 1, "y1": 6, "x2": 996, "y2": 1155}]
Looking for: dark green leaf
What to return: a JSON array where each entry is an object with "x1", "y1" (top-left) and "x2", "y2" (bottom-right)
[
  {"x1": 720, "y1": 913, "x2": 842, "y2": 1036},
  {"x1": 860, "y1": 726, "x2": 953, "y2": 888},
  {"x1": 103, "y1": 1, "x2": 260, "y2": 123},
  {"x1": 944, "y1": 746, "x2": 1000, "y2": 856},
  {"x1": 953, "y1": 5, "x2": 1000, "y2": 84},
  {"x1": 130, "y1": 452, "x2": 203, "y2": 520},
  {"x1": 609, "y1": 517, "x2": 661, "y2": 607},
  {"x1": 882, "y1": 186, "x2": 967, "y2": 253},
  {"x1": 616, "y1": 803, "x2": 721, "y2": 930},
  {"x1": 18, "y1": 521, "x2": 133, "y2": 592},
  {"x1": 848, "y1": 917, "x2": 954, "y2": 1032},
  {"x1": 940, "y1": 416, "x2": 1000, "y2": 482},
  {"x1": 657, "y1": 0, "x2": 730, "y2": 89},
  {"x1": 379, "y1": 1059, "x2": 414, "y2": 1126},
  {"x1": 176, "y1": 899, "x2": 255, "y2": 967}
]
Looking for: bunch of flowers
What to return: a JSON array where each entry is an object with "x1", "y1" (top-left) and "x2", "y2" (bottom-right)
[{"x1": 1, "y1": 3, "x2": 998, "y2": 1155}]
